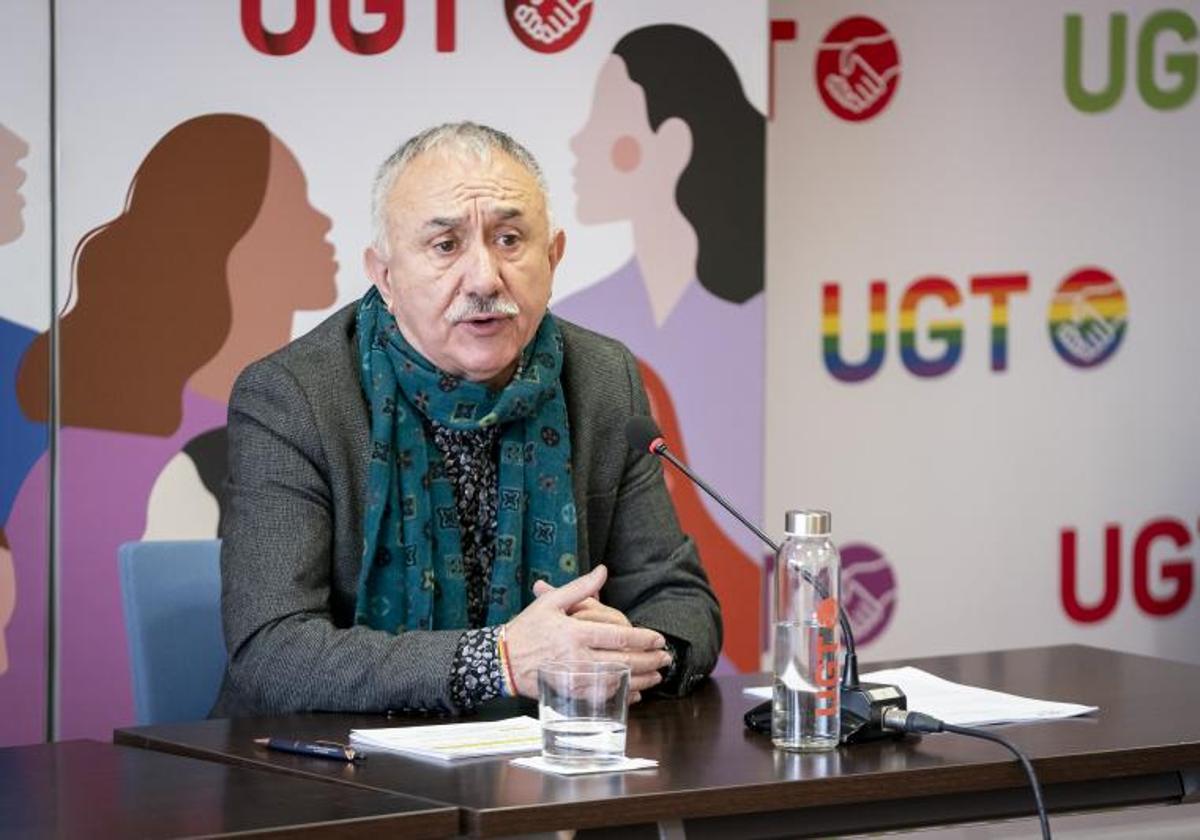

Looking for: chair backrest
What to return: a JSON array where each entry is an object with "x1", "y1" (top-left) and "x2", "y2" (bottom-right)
[{"x1": 118, "y1": 540, "x2": 226, "y2": 725}]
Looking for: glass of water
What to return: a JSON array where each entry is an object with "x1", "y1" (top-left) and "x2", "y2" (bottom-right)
[{"x1": 537, "y1": 661, "x2": 630, "y2": 766}]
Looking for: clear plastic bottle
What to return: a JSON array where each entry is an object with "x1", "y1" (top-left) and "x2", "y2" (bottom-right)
[{"x1": 772, "y1": 509, "x2": 841, "y2": 751}]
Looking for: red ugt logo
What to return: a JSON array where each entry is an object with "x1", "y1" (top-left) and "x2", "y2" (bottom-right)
[
  {"x1": 813, "y1": 596, "x2": 840, "y2": 717},
  {"x1": 816, "y1": 16, "x2": 901, "y2": 121},
  {"x1": 505, "y1": 0, "x2": 593, "y2": 54}
]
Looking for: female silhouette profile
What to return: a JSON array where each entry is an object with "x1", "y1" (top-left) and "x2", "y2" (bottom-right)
[
  {"x1": 142, "y1": 123, "x2": 337, "y2": 538},
  {"x1": 0, "y1": 121, "x2": 33, "y2": 683},
  {"x1": 3, "y1": 114, "x2": 335, "y2": 743},
  {"x1": 0, "y1": 122, "x2": 25, "y2": 245},
  {"x1": 554, "y1": 25, "x2": 766, "y2": 672}
]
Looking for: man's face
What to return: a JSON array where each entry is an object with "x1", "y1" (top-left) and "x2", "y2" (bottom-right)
[{"x1": 365, "y1": 148, "x2": 564, "y2": 388}]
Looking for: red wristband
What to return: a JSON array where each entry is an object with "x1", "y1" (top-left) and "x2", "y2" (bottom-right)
[{"x1": 496, "y1": 624, "x2": 519, "y2": 698}]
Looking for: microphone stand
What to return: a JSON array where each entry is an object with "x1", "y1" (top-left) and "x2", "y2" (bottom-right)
[{"x1": 650, "y1": 442, "x2": 906, "y2": 744}]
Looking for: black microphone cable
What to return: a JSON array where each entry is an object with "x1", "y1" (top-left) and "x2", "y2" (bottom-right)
[{"x1": 881, "y1": 709, "x2": 1051, "y2": 840}]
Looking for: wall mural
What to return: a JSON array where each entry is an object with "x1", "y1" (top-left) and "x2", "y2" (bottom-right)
[
  {"x1": 0, "y1": 121, "x2": 39, "y2": 682},
  {"x1": 554, "y1": 24, "x2": 767, "y2": 672},
  {"x1": 0, "y1": 3, "x2": 769, "y2": 744},
  {"x1": 2, "y1": 114, "x2": 336, "y2": 742}
]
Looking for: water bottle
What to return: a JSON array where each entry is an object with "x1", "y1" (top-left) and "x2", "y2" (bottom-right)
[{"x1": 772, "y1": 509, "x2": 841, "y2": 751}]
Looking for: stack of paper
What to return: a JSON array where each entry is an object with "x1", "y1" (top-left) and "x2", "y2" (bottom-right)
[
  {"x1": 744, "y1": 666, "x2": 1097, "y2": 726},
  {"x1": 350, "y1": 715, "x2": 543, "y2": 761}
]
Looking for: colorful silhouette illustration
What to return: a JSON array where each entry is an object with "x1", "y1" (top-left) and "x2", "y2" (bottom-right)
[
  {"x1": 141, "y1": 427, "x2": 226, "y2": 540},
  {"x1": 2, "y1": 114, "x2": 335, "y2": 744},
  {"x1": 553, "y1": 24, "x2": 766, "y2": 671},
  {"x1": 143, "y1": 128, "x2": 337, "y2": 538},
  {"x1": 0, "y1": 529, "x2": 12, "y2": 676},
  {"x1": 0, "y1": 121, "x2": 37, "y2": 679},
  {"x1": 0, "y1": 122, "x2": 26, "y2": 245},
  {"x1": 638, "y1": 360, "x2": 763, "y2": 671}
]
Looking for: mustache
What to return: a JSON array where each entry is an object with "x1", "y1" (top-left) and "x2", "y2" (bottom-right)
[{"x1": 445, "y1": 295, "x2": 520, "y2": 324}]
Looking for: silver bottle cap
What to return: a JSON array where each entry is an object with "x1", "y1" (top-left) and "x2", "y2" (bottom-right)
[{"x1": 784, "y1": 509, "x2": 831, "y2": 537}]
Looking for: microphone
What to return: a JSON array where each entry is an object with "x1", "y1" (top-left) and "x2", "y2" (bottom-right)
[
  {"x1": 625, "y1": 417, "x2": 780, "y2": 555},
  {"x1": 625, "y1": 415, "x2": 906, "y2": 744}
]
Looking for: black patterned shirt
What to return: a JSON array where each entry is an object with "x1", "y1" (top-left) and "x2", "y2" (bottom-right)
[{"x1": 427, "y1": 420, "x2": 510, "y2": 709}]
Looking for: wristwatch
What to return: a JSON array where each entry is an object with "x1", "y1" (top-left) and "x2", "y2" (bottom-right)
[{"x1": 656, "y1": 633, "x2": 690, "y2": 694}]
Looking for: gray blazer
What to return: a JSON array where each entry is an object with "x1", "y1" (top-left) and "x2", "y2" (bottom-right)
[{"x1": 212, "y1": 302, "x2": 721, "y2": 715}]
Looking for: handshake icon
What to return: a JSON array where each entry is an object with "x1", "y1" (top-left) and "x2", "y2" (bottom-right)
[
  {"x1": 511, "y1": 0, "x2": 592, "y2": 47},
  {"x1": 1054, "y1": 287, "x2": 1125, "y2": 365},
  {"x1": 819, "y1": 34, "x2": 901, "y2": 116}
]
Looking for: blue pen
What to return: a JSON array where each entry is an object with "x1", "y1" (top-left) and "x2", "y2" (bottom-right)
[{"x1": 253, "y1": 737, "x2": 362, "y2": 762}]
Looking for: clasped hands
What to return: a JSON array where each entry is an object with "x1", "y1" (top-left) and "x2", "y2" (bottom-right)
[{"x1": 503, "y1": 565, "x2": 672, "y2": 703}]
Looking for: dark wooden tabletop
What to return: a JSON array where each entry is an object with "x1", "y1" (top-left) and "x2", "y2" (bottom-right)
[
  {"x1": 0, "y1": 739, "x2": 457, "y2": 839},
  {"x1": 115, "y1": 645, "x2": 1200, "y2": 837}
]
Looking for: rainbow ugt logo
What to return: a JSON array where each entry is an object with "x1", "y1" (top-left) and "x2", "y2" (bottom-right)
[{"x1": 1049, "y1": 267, "x2": 1127, "y2": 368}]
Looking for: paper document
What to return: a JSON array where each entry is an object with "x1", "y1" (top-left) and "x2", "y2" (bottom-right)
[
  {"x1": 349, "y1": 715, "x2": 542, "y2": 761},
  {"x1": 744, "y1": 666, "x2": 1097, "y2": 726}
]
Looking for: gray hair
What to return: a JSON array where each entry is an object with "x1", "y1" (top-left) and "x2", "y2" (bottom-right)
[{"x1": 370, "y1": 121, "x2": 551, "y2": 257}]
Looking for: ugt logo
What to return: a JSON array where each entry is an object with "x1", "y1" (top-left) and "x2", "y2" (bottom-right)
[
  {"x1": 1061, "y1": 516, "x2": 1195, "y2": 622},
  {"x1": 504, "y1": 0, "x2": 593, "y2": 54},
  {"x1": 821, "y1": 267, "x2": 1128, "y2": 383},
  {"x1": 815, "y1": 16, "x2": 901, "y2": 121},
  {"x1": 1065, "y1": 10, "x2": 1198, "y2": 112},
  {"x1": 241, "y1": 0, "x2": 592, "y2": 56},
  {"x1": 1048, "y1": 268, "x2": 1127, "y2": 368},
  {"x1": 840, "y1": 543, "x2": 897, "y2": 647},
  {"x1": 812, "y1": 597, "x2": 840, "y2": 717},
  {"x1": 240, "y1": 0, "x2": 456, "y2": 55}
]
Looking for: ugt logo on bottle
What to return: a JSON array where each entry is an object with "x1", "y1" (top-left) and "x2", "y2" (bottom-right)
[{"x1": 814, "y1": 597, "x2": 841, "y2": 717}]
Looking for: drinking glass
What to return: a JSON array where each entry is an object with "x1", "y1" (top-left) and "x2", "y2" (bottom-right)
[{"x1": 537, "y1": 661, "x2": 630, "y2": 766}]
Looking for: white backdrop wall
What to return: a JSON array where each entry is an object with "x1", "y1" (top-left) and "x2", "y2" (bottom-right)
[{"x1": 766, "y1": 0, "x2": 1200, "y2": 665}]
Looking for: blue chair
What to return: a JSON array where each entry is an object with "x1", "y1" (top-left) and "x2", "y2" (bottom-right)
[{"x1": 118, "y1": 540, "x2": 226, "y2": 725}]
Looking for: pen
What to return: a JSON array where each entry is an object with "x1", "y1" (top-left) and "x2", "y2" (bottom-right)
[{"x1": 253, "y1": 737, "x2": 362, "y2": 762}]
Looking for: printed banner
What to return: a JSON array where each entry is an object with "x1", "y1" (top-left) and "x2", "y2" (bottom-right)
[
  {"x1": 0, "y1": 0, "x2": 52, "y2": 746},
  {"x1": 766, "y1": 0, "x2": 1199, "y2": 667},
  {"x1": 0, "y1": 0, "x2": 767, "y2": 745}
]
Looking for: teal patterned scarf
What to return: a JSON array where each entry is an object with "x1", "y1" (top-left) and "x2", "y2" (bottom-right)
[{"x1": 355, "y1": 288, "x2": 578, "y2": 632}]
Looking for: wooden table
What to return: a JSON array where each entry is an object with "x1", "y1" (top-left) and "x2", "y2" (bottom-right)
[
  {"x1": 115, "y1": 645, "x2": 1200, "y2": 837},
  {"x1": 0, "y1": 739, "x2": 457, "y2": 839}
]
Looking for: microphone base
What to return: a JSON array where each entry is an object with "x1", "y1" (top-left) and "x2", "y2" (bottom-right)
[
  {"x1": 743, "y1": 682, "x2": 908, "y2": 745},
  {"x1": 839, "y1": 681, "x2": 908, "y2": 744}
]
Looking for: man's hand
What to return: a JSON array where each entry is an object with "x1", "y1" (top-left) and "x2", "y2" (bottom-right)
[
  {"x1": 505, "y1": 565, "x2": 672, "y2": 702},
  {"x1": 530, "y1": 572, "x2": 671, "y2": 703},
  {"x1": 532, "y1": 578, "x2": 630, "y2": 627}
]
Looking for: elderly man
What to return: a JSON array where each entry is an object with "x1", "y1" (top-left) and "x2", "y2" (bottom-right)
[{"x1": 212, "y1": 122, "x2": 720, "y2": 715}]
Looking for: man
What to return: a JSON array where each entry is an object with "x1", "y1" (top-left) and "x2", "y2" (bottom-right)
[{"x1": 213, "y1": 122, "x2": 720, "y2": 716}]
